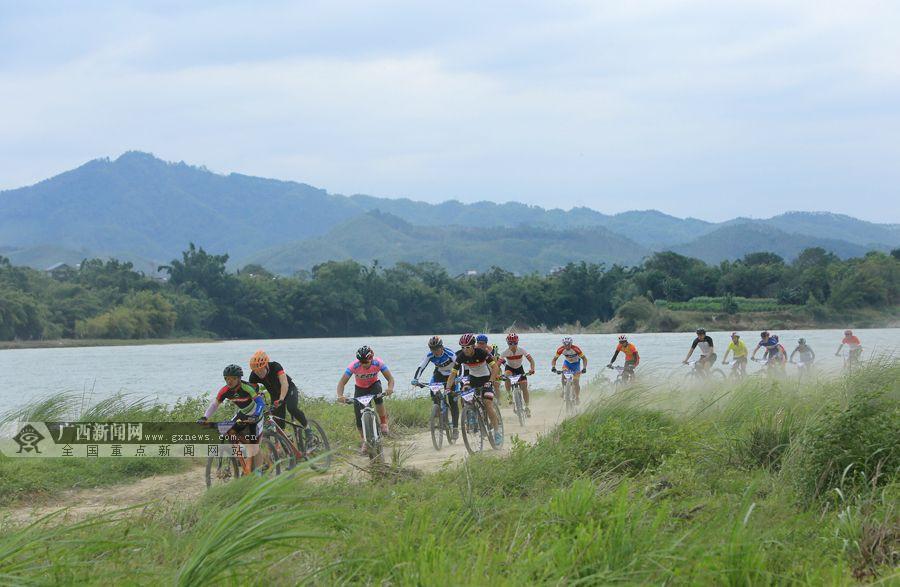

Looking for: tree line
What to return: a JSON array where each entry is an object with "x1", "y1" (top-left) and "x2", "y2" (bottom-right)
[{"x1": 1, "y1": 244, "x2": 897, "y2": 341}]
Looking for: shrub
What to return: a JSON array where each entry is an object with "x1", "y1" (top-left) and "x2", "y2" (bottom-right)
[{"x1": 785, "y1": 384, "x2": 899, "y2": 503}]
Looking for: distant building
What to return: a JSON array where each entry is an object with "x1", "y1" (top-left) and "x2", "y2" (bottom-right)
[
  {"x1": 455, "y1": 269, "x2": 479, "y2": 279},
  {"x1": 45, "y1": 262, "x2": 78, "y2": 279}
]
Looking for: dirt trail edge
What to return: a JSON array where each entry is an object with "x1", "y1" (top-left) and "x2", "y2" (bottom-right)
[{"x1": 1, "y1": 391, "x2": 580, "y2": 525}]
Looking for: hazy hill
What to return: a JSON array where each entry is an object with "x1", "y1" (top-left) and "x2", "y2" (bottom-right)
[
  {"x1": 242, "y1": 210, "x2": 651, "y2": 275},
  {"x1": 1, "y1": 152, "x2": 896, "y2": 273},
  {"x1": 671, "y1": 223, "x2": 881, "y2": 264}
]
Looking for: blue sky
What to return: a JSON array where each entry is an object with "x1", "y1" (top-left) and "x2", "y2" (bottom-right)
[{"x1": 1, "y1": 0, "x2": 898, "y2": 222}]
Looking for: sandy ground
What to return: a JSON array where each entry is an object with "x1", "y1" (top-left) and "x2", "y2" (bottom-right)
[{"x1": 0, "y1": 388, "x2": 585, "y2": 526}]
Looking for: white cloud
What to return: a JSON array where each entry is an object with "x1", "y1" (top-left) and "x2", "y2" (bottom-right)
[{"x1": 0, "y1": 0, "x2": 898, "y2": 221}]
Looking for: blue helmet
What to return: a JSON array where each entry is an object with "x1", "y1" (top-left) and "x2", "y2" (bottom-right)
[{"x1": 476, "y1": 334, "x2": 488, "y2": 343}]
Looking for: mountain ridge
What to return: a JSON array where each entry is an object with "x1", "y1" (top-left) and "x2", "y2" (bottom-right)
[{"x1": 1, "y1": 151, "x2": 896, "y2": 273}]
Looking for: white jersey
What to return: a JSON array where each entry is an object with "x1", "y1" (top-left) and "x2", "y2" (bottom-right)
[{"x1": 500, "y1": 346, "x2": 532, "y2": 369}]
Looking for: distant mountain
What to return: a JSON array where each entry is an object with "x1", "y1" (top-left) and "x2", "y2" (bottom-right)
[
  {"x1": 671, "y1": 223, "x2": 882, "y2": 264},
  {"x1": 1, "y1": 152, "x2": 896, "y2": 273},
  {"x1": 242, "y1": 210, "x2": 650, "y2": 275}
]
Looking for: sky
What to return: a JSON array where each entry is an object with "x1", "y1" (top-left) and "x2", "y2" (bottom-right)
[{"x1": 1, "y1": 0, "x2": 898, "y2": 222}]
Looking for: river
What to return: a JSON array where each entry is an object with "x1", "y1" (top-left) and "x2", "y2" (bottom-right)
[{"x1": 3, "y1": 328, "x2": 897, "y2": 409}]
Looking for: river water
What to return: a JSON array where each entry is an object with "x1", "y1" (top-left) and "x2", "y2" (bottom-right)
[{"x1": 2, "y1": 328, "x2": 897, "y2": 408}]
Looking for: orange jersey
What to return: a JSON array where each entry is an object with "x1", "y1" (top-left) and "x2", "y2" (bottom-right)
[{"x1": 616, "y1": 342, "x2": 639, "y2": 362}]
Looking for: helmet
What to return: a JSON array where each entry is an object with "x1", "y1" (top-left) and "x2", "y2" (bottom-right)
[
  {"x1": 356, "y1": 345, "x2": 374, "y2": 361},
  {"x1": 696, "y1": 328, "x2": 706, "y2": 335},
  {"x1": 459, "y1": 333, "x2": 476, "y2": 347},
  {"x1": 476, "y1": 334, "x2": 488, "y2": 344},
  {"x1": 249, "y1": 350, "x2": 269, "y2": 370},
  {"x1": 223, "y1": 364, "x2": 243, "y2": 378},
  {"x1": 618, "y1": 335, "x2": 628, "y2": 343},
  {"x1": 798, "y1": 338, "x2": 806, "y2": 344},
  {"x1": 731, "y1": 332, "x2": 740, "y2": 338},
  {"x1": 562, "y1": 336, "x2": 573, "y2": 346},
  {"x1": 506, "y1": 332, "x2": 519, "y2": 345},
  {"x1": 760, "y1": 331, "x2": 769, "y2": 339},
  {"x1": 427, "y1": 336, "x2": 443, "y2": 349},
  {"x1": 844, "y1": 329, "x2": 852, "y2": 335}
]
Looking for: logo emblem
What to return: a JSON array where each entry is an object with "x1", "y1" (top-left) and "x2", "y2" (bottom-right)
[{"x1": 13, "y1": 424, "x2": 45, "y2": 453}]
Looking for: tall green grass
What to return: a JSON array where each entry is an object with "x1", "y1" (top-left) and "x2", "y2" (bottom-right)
[{"x1": 1, "y1": 360, "x2": 896, "y2": 584}]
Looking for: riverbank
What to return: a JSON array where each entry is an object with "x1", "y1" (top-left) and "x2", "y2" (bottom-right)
[
  {"x1": 1, "y1": 361, "x2": 896, "y2": 583},
  {"x1": 516, "y1": 306, "x2": 900, "y2": 335},
  {"x1": 0, "y1": 337, "x2": 219, "y2": 350}
]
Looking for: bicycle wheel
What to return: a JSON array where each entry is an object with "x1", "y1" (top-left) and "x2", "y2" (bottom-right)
[
  {"x1": 205, "y1": 455, "x2": 241, "y2": 489},
  {"x1": 442, "y1": 403, "x2": 455, "y2": 445},
  {"x1": 514, "y1": 388, "x2": 525, "y2": 427},
  {"x1": 297, "y1": 418, "x2": 332, "y2": 473},
  {"x1": 709, "y1": 369, "x2": 726, "y2": 381},
  {"x1": 460, "y1": 403, "x2": 485, "y2": 454},
  {"x1": 361, "y1": 411, "x2": 382, "y2": 462},
  {"x1": 564, "y1": 383, "x2": 576, "y2": 416},
  {"x1": 257, "y1": 432, "x2": 294, "y2": 476},
  {"x1": 430, "y1": 403, "x2": 444, "y2": 451}
]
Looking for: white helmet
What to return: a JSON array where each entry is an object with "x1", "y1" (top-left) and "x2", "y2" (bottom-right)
[{"x1": 562, "y1": 336, "x2": 573, "y2": 346}]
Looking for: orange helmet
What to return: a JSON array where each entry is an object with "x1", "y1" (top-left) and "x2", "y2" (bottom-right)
[{"x1": 249, "y1": 350, "x2": 269, "y2": 370}]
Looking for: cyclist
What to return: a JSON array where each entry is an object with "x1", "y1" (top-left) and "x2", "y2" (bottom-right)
[
  {"x1": 445, "y1": 333, "x2": 502, "y2": 446},
  {"x1": 248, "y1": 351, "x2": 314, "y2": 445},
  {"x1": 683, "y1": 328, "x2": 716, "y2": 373},
  {"x1": 751, "y1": 331, "x2": 787, "y2": 373},
  {"x1": 476, "y1": 333, "x2": 499, "y2": 359},
  {"x1": 411, "y1": 336, "x2": 460, "y2": 440},
  {"x1": 551, "y1": 336, "x2": 588, "y2": 404},
  {"x1": 499, "y1": 332, "x2": 536, "y2": 416},
  {"x1": 835, "y1": 329, "x2": 862, "y2": 366},
  {"x1": 198, "y1": 364, "x2": 265, "y2": 474},
  {"x1": 607, "y1": 335, "x2": 639, "y2": 382},
  {"x1": 337, "y1": 346, "x2": 395, "y2": 452},
  {"x1": 721, "y1": 332, "x2": 748, "y2": 376},
  {"x1": 790, "y1": 338, "x2": 816, "y2": 367}
]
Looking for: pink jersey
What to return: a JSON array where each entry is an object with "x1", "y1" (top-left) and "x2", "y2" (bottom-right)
[{"x1": 345, "y1": 357, "x2": 389, "y2": 388}]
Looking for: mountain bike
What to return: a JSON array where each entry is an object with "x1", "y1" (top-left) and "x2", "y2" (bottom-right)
[
  {"x1": 606, "y1": 364, "x2": 630, "y2": 392},
  {"x1": 500, "y1": 374, "x2": 527, "y2": 427},
  {"x1": 790, "y1": 359, "x2": 814, "y2": 377},
  {"x1": 722, "y1": 359, "x2": 747, "y2": 380},
  {"x1": 343, "y1": 392, "x2": 386, "y2": 462},
  {"x1": 415, "y1": 381, "x2": 456, "y2": 450},
  {"x1": 459, "y1": 382, "x2": 504, "y2": 454},
  {"x1": 751, "y1": 356, "x2": 786, "y2": 378},
  {"x1": 270, "y1": 411, "x2": 332, "y2": 473},
  {"x1": 683, "y1": 359, "x2": 725, "y2": 382},
  {"x1": 203, "y1": 417, "x2": 284, "y2": 489},
  {"x1": 554, "y1": 369, "x2": 578, "y2": 415},
  {"x1": 838, "y1": 349, "x2": 862, "y2": 373}
]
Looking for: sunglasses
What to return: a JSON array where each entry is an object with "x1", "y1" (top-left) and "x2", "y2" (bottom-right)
[{"x1": 461, "y1": 344, "x2": 475, "y2": 349}]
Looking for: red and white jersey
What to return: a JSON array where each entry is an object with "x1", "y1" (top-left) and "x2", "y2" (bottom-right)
[{"x1": 500, "y1": 345, "x2": 532, "y2": 369}]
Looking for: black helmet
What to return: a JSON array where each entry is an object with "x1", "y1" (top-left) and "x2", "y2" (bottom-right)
[
  {"x1": 223, "y1": 364, "x2": 243, "y2": 378},
  {"x1": 356, "y1": 345, "x2": 374, "y2": 361},
  {"x1": 696, "y1": 328, "x2": 706, "y2": 335},
  {"x1": 427, "y1": 336, "x2": 443, "y2": 349},
  {"x1": 798, "y1": 338, "x2": 806, "y2": 344},
  {"x1": 760, "y1": 331, "x2": 769, "y2": 339}
]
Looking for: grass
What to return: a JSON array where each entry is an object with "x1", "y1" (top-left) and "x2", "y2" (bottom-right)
[{"x1": 1, "y1": 360, "x2": 898, "y2": 584}]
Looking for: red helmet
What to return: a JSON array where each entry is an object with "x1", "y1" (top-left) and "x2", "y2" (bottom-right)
[
  {"x1": 506, "y1": 332, "x2": 519, "y2": 345},
  {"x1": 459, "y1": 333, "x2": 476, "y2": 347}
]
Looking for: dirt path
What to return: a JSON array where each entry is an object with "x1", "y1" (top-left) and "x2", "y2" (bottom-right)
[{"x1": 1, "y1": 391, "x2": 580, "y2": 525}]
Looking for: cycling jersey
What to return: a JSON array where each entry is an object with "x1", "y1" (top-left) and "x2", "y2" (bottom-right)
[
  {"x1": 691, "y1": 336, "x2": 714, "y2": 356},
  {"x1": 793, "y1": 345, "x2": 814, "y2": 363},
  {"x1": 249, "y1": 361, "x2": 297, "y2": 398},
  {"x1": 842, "y1": 335, "x2": 862, "y2": 350},
  {"x1": 726, "y1": 340, "x2": 748, "y2": 358},
  {"x1": 414, "y1": 348, "x2": 456, "y2": 380},
  {"x1": 452, "y1": 347, "x2": 495, "y2": 378},
  {"x1": 345, "y1": 357, "x2": 389, "y2": 389},
  {"x1": 500, "y1": 346, "x2": 532, "y2": 369},
  {"x1": 613, "y1": 342, "x2": 639, "y2": 363},
  {"x1": 204, "y1": 382, "x2": 265, "y2": 419},
  {"x1": 555, "y1": 345, "x2": 585, "y2": 363}
]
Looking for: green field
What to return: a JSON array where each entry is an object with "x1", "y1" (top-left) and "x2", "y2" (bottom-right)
[{"x1": 1, "y1": 362, "x2": 898, "y2": 584}]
